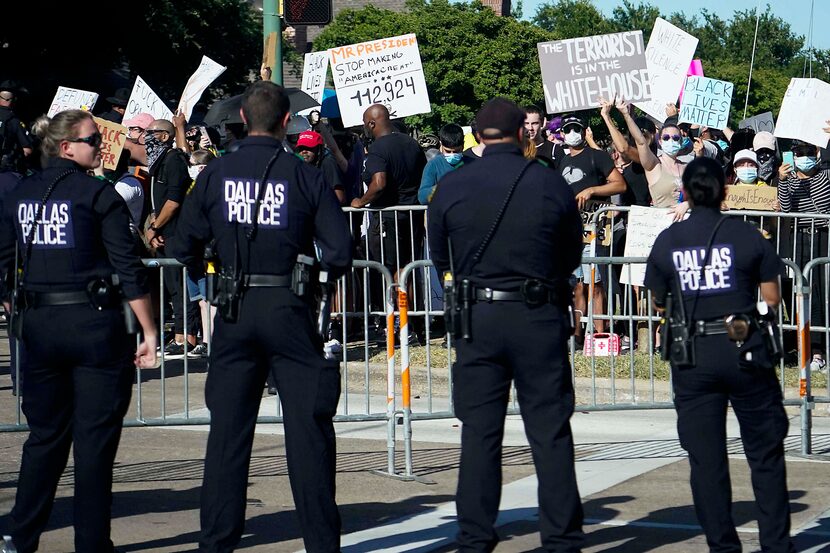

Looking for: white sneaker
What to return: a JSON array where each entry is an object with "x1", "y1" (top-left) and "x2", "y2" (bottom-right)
[
  {"x1": 1, "y1": 535, "x2": 18, "y2": 553},
  {"x1": 324, "y1": 339, "x2": 342, "y2": 360},
  {"x1": 810, "y1": 354, "x2": 827, "y2": 373}
]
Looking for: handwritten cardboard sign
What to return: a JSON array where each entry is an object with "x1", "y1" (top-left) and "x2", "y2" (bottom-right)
[
  {"x1": 724, "y1": 185, "x2": 777, "y2": 211},
  {"x1": 329, "y1": 34, "x2": 431, "y2": 127},
  {"x1": 635, "y1": 18, "x2": 698, "y2": 123},
  {"x1": 774, "y1": 78, "x2": 830, "y2": 148},
  {"x1": 263, "y1": 31, "x2": 278, "y2": 73},
  {"x1": 738, "y1": 112, "x2": 775, "y2": 134},
  {"x1": 678, "y1": 76, "x2": 733, "y2": 130},
  {"x1": 124, "y1": 76, "x2": 173, "y2": 123},
  {"x1": 93, "y1": 117, "x2": 127, "y2": 171},
  {"x1": 301, "y1": 51, "x2": 329, "y2": 106},
  {"x1": 620, "y1": 205, "x2": 677, "y2": 286},
  {"x1": 538, "y1": 31, "x2": 651, "y2": 113},
  {"x1": 47, "y1": 87, "x2": 99, "y2": 117},
  {"x1": 177, "y1": 55, "x2": 226, "y2": 121}
]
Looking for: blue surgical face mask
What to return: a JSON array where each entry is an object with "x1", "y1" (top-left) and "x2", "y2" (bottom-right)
[
  {"x1": 443, "y1": 152, "x2": 462, "y2": 165},
  {"x1": 661, "y1": 139, "x2": 682, "y2": 157},
  {"x1": 716, "y1": 139, "x2": 729, "y2": 151},
  {"x1": 736, "y1": 167, "x2": 758, "y2": 184},
  {"x1": 795, "y1": 156, "x2": 818, "y2": 173}
]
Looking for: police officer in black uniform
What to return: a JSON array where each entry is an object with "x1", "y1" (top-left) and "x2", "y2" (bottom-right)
[
  {"x1": 0, "y1": 81, "x2": 33, "y2": 174},
  {"x1": 0, "y1": 109, "x2": 158, "y2": 553},
  {"x1": 644, "y1": 157, "x2": 794, "y2": 553},
  {"x1": 169, "y1": 81, "x2": 352, "y2": 553},
  {"x1": 428, "y1": 98, "x2": 584, "y2": 553}
]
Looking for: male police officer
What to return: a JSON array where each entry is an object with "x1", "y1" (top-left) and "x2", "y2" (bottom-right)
[
  {"x1": 169, "y1": 81, "x2": 352, "y2": 553},
  {"x1": 428, "y1": 98, "x2": 584, "y2": 552},
  {"x1": 645, "y1": 157, "x2": 794, "y2": 553}
]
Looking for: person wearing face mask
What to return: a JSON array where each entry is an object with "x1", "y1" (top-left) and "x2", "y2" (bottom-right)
[
  {"x1": 731, "y1": 149, "x2": 764, "y2": 185},
  {"x1": 418, "y1": 123, "x2": 465, "y2": 204},
  {"x1": 753, "y1": 132, "x2": 780, "y2": 185}
]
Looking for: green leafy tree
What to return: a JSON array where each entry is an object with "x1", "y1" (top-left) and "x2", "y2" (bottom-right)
[
  {"x1": 610, "y1": 1, "x2": 661, "y2": 41},
  {"x1": 532, "y1": 0, "x2": 616, "y2": 39}
]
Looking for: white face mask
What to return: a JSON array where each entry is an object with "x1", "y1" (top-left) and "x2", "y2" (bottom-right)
[
  {"x1": 564, "y1": 130, "x2": 583, "y2": 147},
  {"x1": 188, "y1": 165, "x2": 204, "y2": 180}
]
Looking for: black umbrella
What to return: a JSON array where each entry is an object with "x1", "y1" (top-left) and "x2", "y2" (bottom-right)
[{"x1": 203, "y1": 88, "x2": 320, "y2": 127}]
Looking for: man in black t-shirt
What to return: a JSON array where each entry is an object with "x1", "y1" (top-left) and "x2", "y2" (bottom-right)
[{"x1": 558, "y1": 114, "x2": 626, "y2": 340}]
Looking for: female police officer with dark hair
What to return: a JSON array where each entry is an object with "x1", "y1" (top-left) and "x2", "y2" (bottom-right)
[
  {"x1": 644, "y1": 157, "x2": 795, "y2": 553},
  {"x1": 0, "y1": 109, "x2": 158, "y2": 553}
]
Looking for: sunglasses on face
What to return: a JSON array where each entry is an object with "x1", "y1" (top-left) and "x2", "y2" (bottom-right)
[
  {"x1": 69, "y1": 132, "x2": 103, "y2": 148},
  {"x1": 562, "y1": 125, "x2": 582, "y2": 134},
  {"x1": 661, "y1": 134, "x2": 682, "y2": 142}
]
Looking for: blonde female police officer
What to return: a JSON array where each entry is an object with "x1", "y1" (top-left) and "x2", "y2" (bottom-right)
[
  {"x1": 644, "y1": 157, "x2": 795, "y2": 553},
  {"x1": 0, "y1": 109, "x2": 158, "y2": 553}
]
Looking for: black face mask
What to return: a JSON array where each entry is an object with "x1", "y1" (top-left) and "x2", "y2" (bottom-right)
[{"x1": 758, "y1": 157, "x2": 777, "y2": 181}]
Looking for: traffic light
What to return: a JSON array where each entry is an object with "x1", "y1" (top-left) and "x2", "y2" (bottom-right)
[{"x1": 284, "y1": 0, "x2": 332, "y2": 26}]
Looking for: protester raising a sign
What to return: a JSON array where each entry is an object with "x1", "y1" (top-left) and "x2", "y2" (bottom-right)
[
  {"x1": 724, "y1": 185, "x2": 777, "y2": 211},
  {"x1": 538, "y1": 31, "x2": 651, "y2": 113},
  {"x1": 177, "y1": 55, "x2": 226, "y2": 121},
  {"x1": 775, "y1": 78, "x2": 830, "y2": 148},
  {"x1": 124, "y1": 76, "x2": 173, "y2": 123},
  {"x1": 678, "y1": 76, "x2": 733, "y2": 130},
  {"x1": 93, "y1": 117, "x2": 127, "y2": 171},
  {"x1": 634, "y1": 18, "x2": 698, "y2": 123},
  {"x1": 329, "y1": 34, "x2": 431, "y2": 128},
  {"x1": 301, "y1": 51, "x2": 329, "y2": 106},
  {"x1": 47, "y1": 87, "x2": 99, "y2": 118}
]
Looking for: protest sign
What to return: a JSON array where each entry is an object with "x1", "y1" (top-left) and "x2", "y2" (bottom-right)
[
  {"x1": 177, "y1": 56, "x2": 226, "y2": 121},
  {"x1": 738, "y1": 112, "x2": 775, "y2": 134},
  {"x1": 263, "y1": 31, "x2": 278, "y2": 73},
  {"x1": 47, "y1": 87, "x2": 99, "y2": 117},
  {"x1": 329, "y1": 34, "x2": 431, "y2": 128},
  {"x1": 774, "y1": 78, "x2": 830, "y2": 148},
  {"x1": 301, "y1": 51, "x2": 329, "y2": 105},
  {"x1": 93, "y1": 117, "x2": 126, "y2": 171},
  {"x1": 678, "y1": 76, "x2": 733, "y2": 130},
  {"x1": 620, "y1": 205, "x2": 676, "y2": 286},
  {"x1": 724, "y1": 185, "x2": 777, "y2": 211},
  {"x1": 633, "y1": 18, "x2": 698, "y2": 122},
  {"x1": 124, "y1": 76, "x2": 173, "y2": 123},
  {"x1": 538, "y1": 31, "x2": 651, "y2": 113}
]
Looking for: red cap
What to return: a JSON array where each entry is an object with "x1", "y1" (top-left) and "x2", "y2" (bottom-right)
[{"x1": 296, "y1": 131, "x2": 323, "y2": 149}]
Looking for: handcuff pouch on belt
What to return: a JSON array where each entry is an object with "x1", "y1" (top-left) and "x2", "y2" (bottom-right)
[{"x1": 726, "y1": 305, "x2": 782, "y2": 371}]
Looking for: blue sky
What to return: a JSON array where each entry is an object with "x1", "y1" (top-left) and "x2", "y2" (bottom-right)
[{"x1": 518, "y1": 0, "x2": 828, "y2": 50}]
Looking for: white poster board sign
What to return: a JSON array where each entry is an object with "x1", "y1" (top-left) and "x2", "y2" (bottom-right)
[
  {"x1": 634, "y1": 18, "x2": 698, "y2": 123},
  {"x1": 301, "y1": 51, "x2": 329, "y2": 106},
  {"x1": 620, "y1": 206, "x2": 677, "y2": 287},
  {"x1": 739, "y1": 112, "x2": 775, "y2": 134},
  {"x1": 47, "y1": 87, "x2": 99, "y2": 117},
  {"x1": 678, "y1": 76, "x2": 733, "y2": 130},
  {"x1": 775, "y1": 78, "x2": 830, "y2": 148},
  {"x1": 329, "y1": 34, "x2": 431, "y2": 127},
  {"x1": 124, "y1": 76, "x2": 173, "y2": 123},
  {"x1": 177, "y1": 55, "x2": 226, "y2": 121}
]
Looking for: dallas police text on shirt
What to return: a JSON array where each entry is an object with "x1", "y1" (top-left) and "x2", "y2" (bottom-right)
[
  {"x1": 224, "y1": 178, "x2": 288, "y2": 228},
  {"x1": 17, "y1": 200, "x2": 75, "y2": 248},
  {"x1": 672, "y1": 244, "x2": 735, "y2": 295}
]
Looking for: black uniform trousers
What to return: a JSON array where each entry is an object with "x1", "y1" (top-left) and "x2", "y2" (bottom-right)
[
  {"x1": 9, "y1": 304, "x2": 134, "y2": 553},
  {"x1": 672, "y1": 334, "x2": 794, "y2": 553},
  {"x1": 199, "y1": 288, "x2": 341, "y2": 553},
  {"x1": 453, "y1": 301, "x2": 584, "y2": 553}
]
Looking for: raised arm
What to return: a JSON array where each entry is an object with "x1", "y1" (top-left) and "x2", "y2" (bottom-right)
[{"x1": 617, "y1": 98, "x2": 659, "y2": 172}]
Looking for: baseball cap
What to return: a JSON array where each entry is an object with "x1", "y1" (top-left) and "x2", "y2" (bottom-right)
[
  {"x1": 475, "y1": 98, "x2": 525, "y2": 139},
  {"x1": 732, "y1": 149, "x2": 758, "y2": 166},
  {"x1": 123, "y1": 112, "x2": 155, "y2": 130},
  {"x1": 753, "y1": 131, "x2": 776, "y2": 152},
  {"x1": 296, "y1": 130, "x2": 323, "y2": 149},
  {"x1": 560, "y1": 114, "x2": 586, "y2": 130}
]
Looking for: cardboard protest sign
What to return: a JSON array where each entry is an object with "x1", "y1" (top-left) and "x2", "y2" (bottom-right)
[
  {"x1": 739, "y1": 112, "x2": 775, "y2": 134},
  {"x1": 263, "y1": 31, "x2": 278, "y2": 73},
  {"x1": 678, "y1": 76, "x2": 733, "y2": 130},
  {"x1": 177, "y1": 56, "x2": 226, "y2": 121},
  {"x1": 538, "y1": 31, "x2": 651, "y2": 113},
  {"x1": 47, "y1": 87, "x2": 99, "y2": 118},
  {"x1": 124, "y1": 76, "x2": 173, "y2": 123},
  {"x1": 635, "y1": 18, "x2": 698, "y2": 122},
  {"x1": 774, "y1": 78, "x2": 830, "y2": 148},
  {"x1": 93, "y1": 117, "x2": 127, "y2": 171},
  {"x1": 620, "y1": 205, "x2": 676, "y2": 286},
  {"x1": 329, "y1": 34, "x2": 431, "y2": 128},
  {"x1": 301, "y1": 51, "x2": 329, "y2": 106},
  {"x1": 724, "y1": 185, "x2": 777, "y2": 211}
]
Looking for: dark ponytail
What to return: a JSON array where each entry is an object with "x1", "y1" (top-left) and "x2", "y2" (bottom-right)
[{"x1": 682, "y1": 157, "x2": 725, "y2": 208}]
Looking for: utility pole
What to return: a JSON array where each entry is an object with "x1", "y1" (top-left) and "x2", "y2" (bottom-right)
[{"x1": 263, "y1": 0, "x2": 282, "y2": 85}]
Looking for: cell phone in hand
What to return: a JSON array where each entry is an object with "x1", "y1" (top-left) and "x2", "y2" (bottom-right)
[{"x1": 782, "y1": 151, "x2": 794, "y2": 169}]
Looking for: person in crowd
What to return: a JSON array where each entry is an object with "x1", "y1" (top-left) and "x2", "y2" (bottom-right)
[
  {"x1": 98, "y1": 88, "x2": 130, "y2": 124},
  {"x1": 143, "y1": 118, "x2": 200, "y2": 357},
  {"x1": 428, "y1": 97, "x2": 584, "y2": 553},
  {"x1": 525, "y1": 105, "x2": 558, "y2": 166},
  {"x1": 418, "y1": 124, "x2": 465, "y2": 204},
  {"x1": 0, "y1": 81, "x2": 33, "y2": 174},
  {"x1": 0, "y1": 109, "x2": 157, "y2": 553},
  {"x1": 295, "y1": 130, "x2": 346, "y2": 205},
  {"x1": 776, "y1": 139, "x2": 830, "y2": 371},
  {"x1": 731, "y1": 149, "x2": 768, "y2": 185},
  {"x1": 558, "y1": 113, "x2": 626, "y2": 342},
  {"x1": 462, "y1": 118, "x2": 485, "y2": 164},
  {"x1": 123, "y1": 112, "x2": 154, "y2": 167},
  {"x1": 600, "y1": 98, "x2": 656, "y2": 168},
  {"x1": 754, "y1": 131, "x2": 780, "y2": 186},
  {"x1": 169, "y1": 80, "x2": 351, "y2": 553},
  {"x1": 645, "y1": 156, "x2": 794, "y2": 553}
]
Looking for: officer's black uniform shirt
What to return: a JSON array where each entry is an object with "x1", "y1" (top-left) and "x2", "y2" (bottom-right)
[
  {"x1": 644, "y1": 207, "x2": 783, "y2": 320},
  {"x1": 362, "y1": 132, "x2": 426, "y2": 207},
  {"x1": 169, "y1": 135, "x2": 352, "y2": 279},
  {"x1": 0, "y1": 106, "x2": 33, "y2": 150},
  {"x1": 0, "y1": 158, "x2": 149, "y2": 299},
  {"x1": 428, "y1": 142, "x2": 583, "y2": 291}
]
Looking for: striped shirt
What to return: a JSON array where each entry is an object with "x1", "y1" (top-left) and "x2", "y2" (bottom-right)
[{"x1": 778, "y1": 169, "x2": 830, "y2": 229}]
